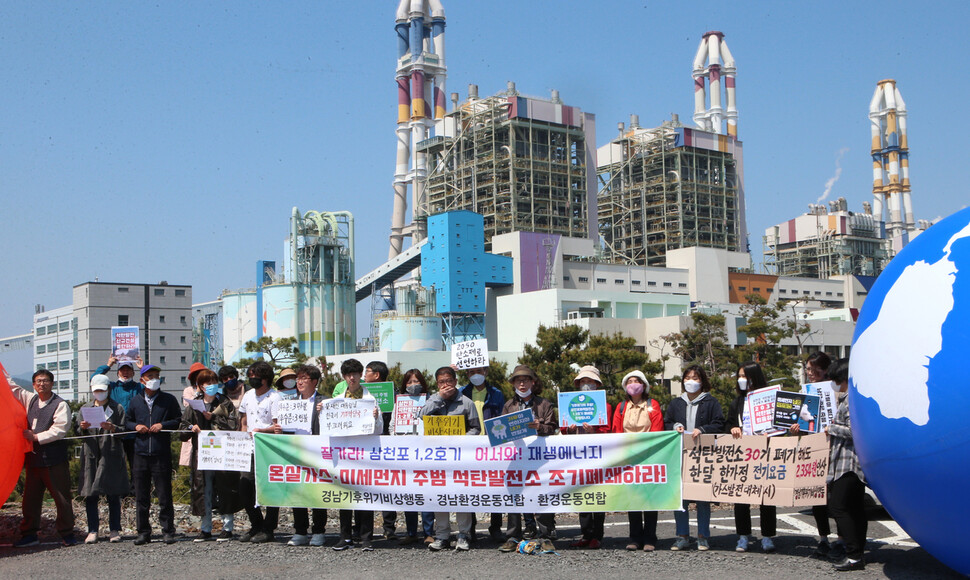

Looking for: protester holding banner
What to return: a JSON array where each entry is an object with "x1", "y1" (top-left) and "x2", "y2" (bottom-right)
[
  {"x1": 613, "y1": 369, "x2": 664, "y2": 552},
  {"x1": 727, "y1": 361, "x2": 778, "y2": 553},
  {"x1": 76, "y1": 374, "x2": 128, "y2": 544},
  {"x1": 665, "y1": 365, "x2": 723, "y2": 551},
  {"x1": 391, "y1": 368, "x2": 436, "y2": 545},
  {"x1": 238, "y1": 361, "x2": 284, "y2": 543},
  {"x1": 364, "y1": 360, "x2": 400, "y2": 541},
  {"x1": 332, "y1": 358, "x2": 381, "y2": 552},
  {"x1": 126, "y1": 364, "x2": 182, "y2": 545},
  {"x1": 421, "y1": 366, "x2": 481, "y2": 552},
  {"x1": 460, "y1": 364, "x2": 506, "y2": 544},
  {"x1": 179, "y1": 368, "x2": 240, "y2": 542},
  {"x1": 564, "y1": 366, "x2": 610, "y2": 550},
  {"x1": 499, "y1": 364, "x2": 558, "y2": 554},
  {"x1": 803, "y1": 351, "x2": 837, "y2": 560},
  {"x1": 825, "y1": 358, "x2": 868, "y2": 572},
  {"x1": 285, "y1": 363, "x2": 330, "y2": 547}
]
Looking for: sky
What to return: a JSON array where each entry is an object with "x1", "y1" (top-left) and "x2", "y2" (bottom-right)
[{"x1": 2, "y1": 0, "x2": 968, "y2": 376}]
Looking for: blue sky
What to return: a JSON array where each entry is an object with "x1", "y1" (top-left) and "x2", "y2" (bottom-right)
[{"x1": 2, "y1": 1, "x2": 967, "y2": 376}]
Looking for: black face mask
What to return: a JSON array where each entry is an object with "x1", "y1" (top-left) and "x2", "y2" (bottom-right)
[
  {"x1": 224, "y1": 378, "x2": 239, "y2": 391},
  {"x1": 248, "y1": 377, "x2": 263, "y2": 389}
]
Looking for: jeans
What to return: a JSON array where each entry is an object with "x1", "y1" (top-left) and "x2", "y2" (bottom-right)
[
  {"x1": 422, "y1": 512, "x2": 435, "y2": 537},
  {"x1": 674, "y1": 500, "x2": 710, "y2": 538},
  {"x1": 201, "y1": 471, "x2": 234, "y2": 533},
  {"x1": 85, "y1": 494, "x2": 121, "y2": 533}
]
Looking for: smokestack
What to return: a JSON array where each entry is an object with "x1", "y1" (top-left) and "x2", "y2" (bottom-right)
[
  {"x1": 551, "y1": 89, "x2": 561, "y2": 103},
  {"x1": 617, "y1": 122, "x2": 625, "y2": 136},
  {"x1": 630, "y1": 114, "x2": 639, "y2": 128},
  {"x1": 507, "y1": 81, "x2": 517, "y2": 95},
  {"x1": 468, "y1": 83, "x2": 478, "y2": 100}
]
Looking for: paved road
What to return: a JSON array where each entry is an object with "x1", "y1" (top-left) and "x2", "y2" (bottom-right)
[{"x1": 0, "y1": 505, "x2": 959, "y2": 579}]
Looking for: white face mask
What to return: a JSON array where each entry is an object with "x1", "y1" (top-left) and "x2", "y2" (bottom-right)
[
  {"x1": 578, "y1": 381, "x2": 597, "y2": 391},
  {"x1": 282, "y1": 379, "x2": 296, "y2": 389},
  {"x1": 737, "y1": 377, "x2": 748, "y2": 391},
  {"x1": 92, "y1": 391, "x2": 108, "y2": 402},
  {"x1": 683, "y1": 380, "x2": 702, "y2": 394},
  {"x1": 515, "y1": 388, "x2": 532, "y2": 399},
  {"x1": 469, "y1": 373, "x2": 486, "y2": 386},
  {"x1": 144, "y1": 379, "x2": 161, "y2": 392}
]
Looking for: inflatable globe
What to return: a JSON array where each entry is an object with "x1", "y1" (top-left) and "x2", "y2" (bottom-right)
[{"x1": 850, "y1": 206, "x2": 970, "y2": 575}]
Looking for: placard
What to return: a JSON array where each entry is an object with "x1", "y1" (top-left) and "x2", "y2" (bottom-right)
[
  {"x1": 394, "y1": 394, "x2": 426, "y2": 434},
  {"x1": 746, "y1": 386, "x2": 784, "y2": 435},
  {"x1": 363, "y1": 382, "x2": 395, "y2": 413},
  {"x1": 484, "y1": 409, "x2": 536, "y2": 446},
  {"x1": 197, "y1": 431, "x2": 253, "y2": 472},
  {"x1": 803, "y1": 381, "x2": 838, "y2": 430},
  {"x1": 423, "y1": 414, "x2": 466, "y2": 436},
  {"x1": 451, "y1": 339, "x2": 488, "y2": 370},
  {"x1": 681, "y1": 433, "x2": 828, "y2": 506},
  {"x1": 557, "y1": 390, "x2": 609, "y2": 428},
  {"x1": 111, "y1": 326, "x2": 139, "y2": 362},
  {"x1": 273, "y1": 398, "x2": 314, "y2": 435},
  {"x1": 319, "y1": 398, "x2": 377, "y2": 436},
  {"x1": 772, "y1": 391, "x2": 807, "y2": 431}
]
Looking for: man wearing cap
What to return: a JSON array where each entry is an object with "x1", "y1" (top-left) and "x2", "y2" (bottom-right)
[
  {"x1": 498, "y1": 365, "x2": 558, "y2": 554},
  {"x1": 107, "y1": 355, "x2": 144, "y2": 486},
  {"x1": 460, "y1": 365, "x2": 506, "y2": 543},
  {"x1": 125, "y1": 364, "x2": 182, "y2": 545},
  {"x1": 11, "y1": 369, "x2": 76, "y2": 547}
]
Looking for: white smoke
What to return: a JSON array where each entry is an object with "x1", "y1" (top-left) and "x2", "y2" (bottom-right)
[{"x1": 817, "y1": 147, "x2": 849, "y2": 204}]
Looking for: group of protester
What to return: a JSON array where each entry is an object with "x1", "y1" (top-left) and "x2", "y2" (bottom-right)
[{"x1": 10, "y1": 351, "x2": 866, "y2": 571}]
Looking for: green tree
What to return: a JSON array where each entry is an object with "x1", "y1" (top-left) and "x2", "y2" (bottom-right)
[
  {"x1": 736, "y1": 294, "x2": 800, "y2": 388},
  {"x1": 662, "y1": 312, "x2": 737, "y2": 378},
  {"x1": 234, "y1": 336, "x2": 308, "y2": 371},
  {"x1": 518, "y1": 324, "x2": 588, "y2": 393}
]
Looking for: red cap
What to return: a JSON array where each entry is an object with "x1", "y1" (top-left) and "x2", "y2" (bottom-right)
[{"x1": 188, "y1": 362, "x2": 208, "y2": 383}]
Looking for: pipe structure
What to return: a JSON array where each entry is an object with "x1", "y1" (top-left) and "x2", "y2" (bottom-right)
[
  {"x1": 692, "y1": 31, "x2": 736, "y2": 136},
  {"x1": 868, "y1": 79, "x2": 913, "y2": 238},
  {"x1": 389, "y1": 0, "x2": 446, "y2": 259}
]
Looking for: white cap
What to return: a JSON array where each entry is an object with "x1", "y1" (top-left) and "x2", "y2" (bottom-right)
[{"x1": 90, "y1": 374, "x2": 110, "y2": 391}]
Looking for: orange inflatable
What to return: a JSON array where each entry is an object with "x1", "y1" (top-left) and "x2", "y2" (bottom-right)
[{"x1": 0, "y1": 362, "x2": 28, "y2": 503}]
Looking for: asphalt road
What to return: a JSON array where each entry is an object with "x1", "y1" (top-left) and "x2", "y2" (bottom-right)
[{"x1": 0, "y1": 505, "x2": 960, "y2": 579}]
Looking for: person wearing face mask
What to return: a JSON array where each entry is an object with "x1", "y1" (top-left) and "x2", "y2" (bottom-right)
[
  {"x1": 363, "y1": 361, "x2": 400, "y2": 542},
  {"x1": 218, "y1": 365, "x2": 247, "y2": 407},
  {"x1": 563, "y1": 366, "x2": 610, "y2": 550},
  {"x1": 665, "y1": 365, "x2": 724, "y2": 552},
  {"x1": 612, "y1": 370, "x2": 664, "y2": 551},
  {"x1": 179, "y1": 369, "x2": 240, "y2": 542},
  {"x1": 125, "y1": 364, "x2": 182, "y2": 545},
  {"x1": 275, "y1": 368, "x2": 299, "y2": 400},
  {"x1": 727, "y1": 361, "x2": 778, "y2": 553},
  {"x1": 238, "y1": 360, "x2": 284, "y2": 544},
  {"x1": 391, "y1": 369, "x2": 436, "y2": 545},
  {"x1": 107, "y1": 356, "x2": 144, "y2": 490},
  {"x1": 76, "y1": 374, "x2": 128, "y2": 544},
  {"x1": 498, "y1": 365, "x2": 558, "y2": 554},
  {"x1": 802, "y1": 352, "x2": 837, "y2": 560},
  {"x1": 179, "y1": 363, "x2": 210, "y2": 468},
  {"x1": 460, "y1": 364, "x2": 506, "y2": 543}
]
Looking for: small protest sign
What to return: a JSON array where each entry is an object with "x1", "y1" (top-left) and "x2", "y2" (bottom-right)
[
  {"x1": 557, "y1": 390, "x2": 609, "y2": 428},
  {"x1": 803, "y1": 381, "x2": 837, "y2": 430},
  {"x1": 363, "y1": 382, "x2": 395, "y2": 413},
  {"x1": 423, "y1": 414, "x2": 466, "y2": 436},
  {"x1": 319, "y1": 398, "x2": 377, "y2": 436},
  {"x1": 451, "y1": 339, "x2": 488, "y2": 370},
  {"x1": 772, "y1": 391, "x2": 807, "y2": 431},
  {"x1": 111, "y1": 326, "x2": 139, "y2": 362},
  {"x1": 484, "y1": 409, "x2": 536, "y2": 446},
  {"x1": 198, "y1": 431, "x2": 253, "y2": 472},
  {"x1": 394, "y1": 394, "x2": 426, "y2": 434},
  {"x1": 273, "y1": 398, "x2": 314, "y2": 434},
  {"x1": 746, "y1": 386, "x2": 784, "y2": 435}
]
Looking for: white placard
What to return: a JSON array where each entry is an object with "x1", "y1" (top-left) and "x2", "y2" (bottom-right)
[
  {"x1": 273, "y1": 398, "x2": 314, "y2": 435},
  {"x1": 451, "y1": 339, "x2": 488, "y2": 370},
  {"x1": 393, "y1": 394, "x2": 426, "y2": 434},
  {"x1": 80, "y1": 406, "x2": 107, "y2": 426},
  {"x1": 319, "y1": 398, "x2": 377, "y2": 436},
  {"x1": 198, "y1": 431, "x2": 253, "y2": 472},
  {"x1": 745, "y1": 385, "x2": 784, "y2": 435},
  {"x1": 802, "y1": 381, "x2": 838, "y2": 430}
]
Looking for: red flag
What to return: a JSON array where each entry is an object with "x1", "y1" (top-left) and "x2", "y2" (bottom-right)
[{"x1": 0, "y1": 362, "x2": 28, "y2": 503}]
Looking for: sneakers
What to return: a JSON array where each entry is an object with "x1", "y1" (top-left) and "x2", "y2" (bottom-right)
[
  {"x1": 250, "y1": 531, "x2": 274, "y2": 544},
  {"x1": 829, "y1": 540, "x2": 847, "y2": 562},
  {"x1": 361, "y1": 544, "x2": 375, "y2": 552},
  {"x1": 833, "y1": 557, "x2": 866, "y2": 571},
  {"x1": 216, "y1": 530, "x2": 233, "y2": 542},
  {"x1": 736, "y1": 535, "x2": 749, "y2": 552},
  {"x1": 428, "y1": 538, "x2": 450, "y2": 551},
  {"x1": 455, "y1": 535, "x2": 471, "y2": 551},
  {"x1": 309, "y1": 533, "x2": 327, "y2": 547},
  {"x1": 85, "y1": 532, "x2": 98, "y2": 545},
  {"x1": 239, "y1": 530, "x2": 255, "y2": 543},
  {"x1": 588, "y1": 538, "x2": 601, "y2": 550},
  {"x1": 670, "y1": 536, "x2": 691, "y2": 551},
  {"x1": 133, "y1": 534, "x2": 151, "y2": 546},
  {"x1": 697, "y1": 537, "x2": 710, "y2": 551},
  {"x1": 761, "y1": 536, "x2": 776, "y2": 553},
  {"x1": 61, "y1": 534, "x2": 78, "y2": 547},
  {"x1": 109, "y1": 531, "x2": 122, "y2": 543},
  {"x1": 499, "y1": 539, "x2": 518, "y2": 552},
  {"x1": 424, "y1": 535, "x2": 435, "y2": 544},
  {"x1": 288, "y1": 534, "x2": 309, "y2": 546},
  {"x1": 163, "y1": 533, "x2": 177, "y2": 545},
  {"x1": 332, "y1": 540, "x2": 353, "y2": 551},
  {"x1": 194, "y1": 531, "x2": 213, "y2": 542},
  {"x1": 14, "y1": 535, "x2": 39, "y2": 548},
  {"x1": 539, "y1": 538, "x2": 556, "y2": 553}
]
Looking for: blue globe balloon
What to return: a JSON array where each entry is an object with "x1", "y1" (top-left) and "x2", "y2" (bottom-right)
[{"x1": 850, "y1": 206, "x2": 970, "y2": 575}]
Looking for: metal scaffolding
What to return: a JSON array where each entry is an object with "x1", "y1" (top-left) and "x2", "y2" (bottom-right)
[
  {"x1": 419, "y1": 93, "x2": 590, "y2": 249},
  {"x1": 597, "y1": 121, "x2": 741, "y2": 267}
]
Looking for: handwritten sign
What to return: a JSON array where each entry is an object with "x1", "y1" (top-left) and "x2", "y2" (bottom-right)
[
  {"x1": 423, "y1": 415, "x2": 466, "y2": 436},
  {"x1": 681, "y1": 433, "x2": 828, "y2": 506},
  {"x1": 746, "y1": 386, "x2": 784, "y2": 435},
  {"x1": 319, "y1": 398, "x2": 377, "y2": 436},
  {"x1": 484, "y1": 409, "x2": 536, "y2": 446},
  {"x1": 111, "y1": 326, "x2": 139, "y2": 362},
  {"x1": 273, "y1": 398, "x2": 314, "y2": 435},
  {"x1": 394, "y1": 394, "x2": 426, "y2": 434},
  {"x1": 451, "y1": 339, "x2": 488, "y2": 370},
  {"x1": 803, "y1": 382, "x2": 837, "y2": 430},
  {"x1": 557, "y1": 390, "x2": 608, "y2": 428},
  {"x1": 197, "y1": 431, "x2": 253, "y2": 472},
  {"x1": 363, "y1": 382, "x2": 395, "y2": 413}
]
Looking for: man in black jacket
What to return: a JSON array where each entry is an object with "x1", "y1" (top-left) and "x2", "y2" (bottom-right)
[{"x1": 125, "y1": 364, "x2": 182, "y2": 545}]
